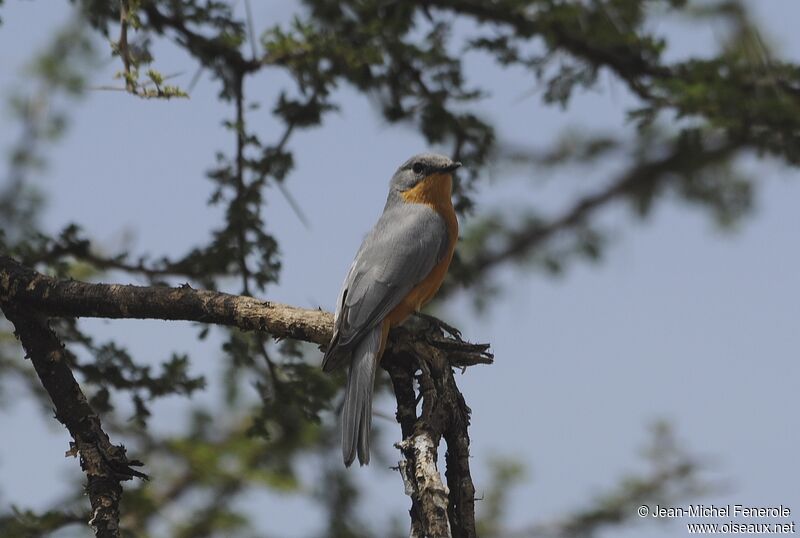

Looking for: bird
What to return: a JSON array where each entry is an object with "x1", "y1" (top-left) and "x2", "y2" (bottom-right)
[{"x1": 322, "y1": 152, "x2": 461, "y2": 467}]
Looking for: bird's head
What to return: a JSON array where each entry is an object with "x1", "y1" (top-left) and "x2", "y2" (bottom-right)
[{"x1": 390, "y1": 153, "x2": 462, "y2": 192}]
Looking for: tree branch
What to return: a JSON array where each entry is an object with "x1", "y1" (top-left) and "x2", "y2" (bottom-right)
[
  {"x1": 141, "y1": 4, "x2": 261, "y2": 75},
  {"x1": 0, "y1": 255, "x2": 330, "y2": 343},
  {"x1": 118, "y1": 0, "x2": 134, "y2": 93},
  {"x1": 233, "y1": 70, "x2": 252, "y2": 296},
  {"x1": 0, "y1": 304, "x2": 145, "y2": 538},
  {"x1": 0, "y1": 256, "x2": 493, "y2": 537},
  {"x1": 386, "y1": 327, "x2": 481, "y2": 538},
  {"x1": 427, "y1": 0, "x2": 670, "y2": 100},
  {"x1": 1, "y1": 254, "x2": 492, "y2": 536},
  {"x1": 37, "y1": 243, "x2": 209, "y2": 281},
  {"x1": 463, "y1": 137, "x2": 740, "y2": 278},
  {"x1": 0, "y1": 255, "x2": 492, "y2": 365}
]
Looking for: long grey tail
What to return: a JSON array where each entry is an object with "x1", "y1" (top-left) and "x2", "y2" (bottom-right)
[{"x1": 341, "y1": 324, "x2": 382, "y2": 467}]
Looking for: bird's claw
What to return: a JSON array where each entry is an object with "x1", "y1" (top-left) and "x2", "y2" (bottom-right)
[{"x1": 413, "y1": 312, "x2": 463, "y2": 341}]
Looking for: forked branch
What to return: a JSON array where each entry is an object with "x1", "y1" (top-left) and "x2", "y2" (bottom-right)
[{"x1": 0, "y1": 255, "x2": 492, "y2": 536}]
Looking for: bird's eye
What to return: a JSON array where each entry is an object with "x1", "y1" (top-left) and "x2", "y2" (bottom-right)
[{"x1": 412, "y1": 162, "x2": 424, "y2": 174}]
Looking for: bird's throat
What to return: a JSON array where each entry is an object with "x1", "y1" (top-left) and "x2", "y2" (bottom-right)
[
  {"x1": 400, "y1": 172, "x2": 458, "y2": 244},
  {"x1": 401, "y1": 173, "x2": 453, "y2": 210}
]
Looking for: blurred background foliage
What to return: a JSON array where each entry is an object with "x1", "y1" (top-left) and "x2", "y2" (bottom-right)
[{"x1": 1, "y1": 0, "x2": 797, "y2": 536}]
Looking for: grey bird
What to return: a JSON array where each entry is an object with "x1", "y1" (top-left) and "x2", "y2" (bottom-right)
[{"x1": 322, "y1": 152, "x2": 461, "y2": 466}]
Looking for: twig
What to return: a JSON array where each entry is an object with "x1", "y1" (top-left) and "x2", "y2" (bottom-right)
[
  {"x1": 119, "y1": 0, "x2": 134, "y2": 93},
  {"x1": 243, "y1": 0, "x2": 259, "y2": 60},
  {"x1": 233, "y1": 71, "x2": 252, "y2": 296}
]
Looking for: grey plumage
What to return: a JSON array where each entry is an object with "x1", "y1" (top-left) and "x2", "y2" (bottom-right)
[
  {"x1": 323, "y1": 153, "x2": 458, "y2": 466},
  {"x1": 340, "y1": 323, "x2": 381, "y2": 466},
  {"x1": 323, "y1": 202, "x2": 449, "y2": 369}
]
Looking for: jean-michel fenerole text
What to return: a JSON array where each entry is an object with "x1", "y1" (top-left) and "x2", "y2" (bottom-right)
[{"x1": 651, "y1": 504, "x2": 792, "y2": 518}]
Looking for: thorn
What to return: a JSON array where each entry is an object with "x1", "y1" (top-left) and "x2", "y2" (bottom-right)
[
  {"x1": 187, "y1": 66, "x2": 204, "y2": 94},
  {"x1": 277, "y1": 182, "x2": 311, "y2": 229}
]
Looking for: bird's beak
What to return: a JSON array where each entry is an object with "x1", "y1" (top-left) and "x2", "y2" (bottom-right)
[{"x1": 441, "y1": 161, "x2": 462, "y2": 173}]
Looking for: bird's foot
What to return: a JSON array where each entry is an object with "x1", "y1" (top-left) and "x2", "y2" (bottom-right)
[{"x1": 412, "y1": 312, "x2": 463, "y2": 341}]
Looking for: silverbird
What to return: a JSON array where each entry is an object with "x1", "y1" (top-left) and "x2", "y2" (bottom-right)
[{"x1": 322, "y1": 153, "x2": 461, "y2": 466}]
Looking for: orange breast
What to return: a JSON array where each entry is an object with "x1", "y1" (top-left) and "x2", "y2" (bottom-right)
[{"x1": 385, "y1": 173, "x2": 458, "y2": 327}]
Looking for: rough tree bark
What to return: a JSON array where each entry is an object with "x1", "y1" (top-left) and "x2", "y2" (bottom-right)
[
  {"x1": 0, "y1": 255, "x2": 492, "y2": 537},
  {"x1": 386, "y1": 325, "x2": 479, "y2": 538},
  {"x1": 0, "y1": 305, "x2": 146, "y2": 538}
]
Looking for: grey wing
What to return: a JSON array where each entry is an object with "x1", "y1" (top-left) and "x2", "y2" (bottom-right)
[{"x1": 322, "y1": 203, "x2": 449, "y2": 371}]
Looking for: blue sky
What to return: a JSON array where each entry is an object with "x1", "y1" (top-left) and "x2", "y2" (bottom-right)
[{"x1": 1, "y1": 1, "x2": 798, "y2": 537}]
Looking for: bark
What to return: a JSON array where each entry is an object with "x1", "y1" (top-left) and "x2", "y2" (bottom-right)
[
  {"x1": 0, "y1": 255, "x2": 330, "y2": 344},
  {"x1": 1, "y1": 304, "x2": 145, "y2": 538},
  {"x1": 386, "y1": 326, "x2": 480, "y2": 538},
  {"x1": 0, "y1": 255, "x2": 492, "y2": 537},
  {"x1": 0, "y1": 255, "x2": 491, "y2": 366}
]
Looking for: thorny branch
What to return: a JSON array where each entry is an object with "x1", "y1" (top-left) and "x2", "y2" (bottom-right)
[
  {"x1": 464, "y1": 138, "x2": 741, "y2": 277},
  {"x1": 0, "y1": 255, "x2": 492, "y2": 536},
  {"x1": 37, "y1": 243, "x2": 208, "y2": 281},
  {"x1": 0, "y1": 304, "x2": 145, "y2": 538},
  {"x1": 118, "y1": 0, "x2": 134, "y2": 93},
  {"x1": 233, "y1": 70, "x2": 252, "y2": 296}
]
